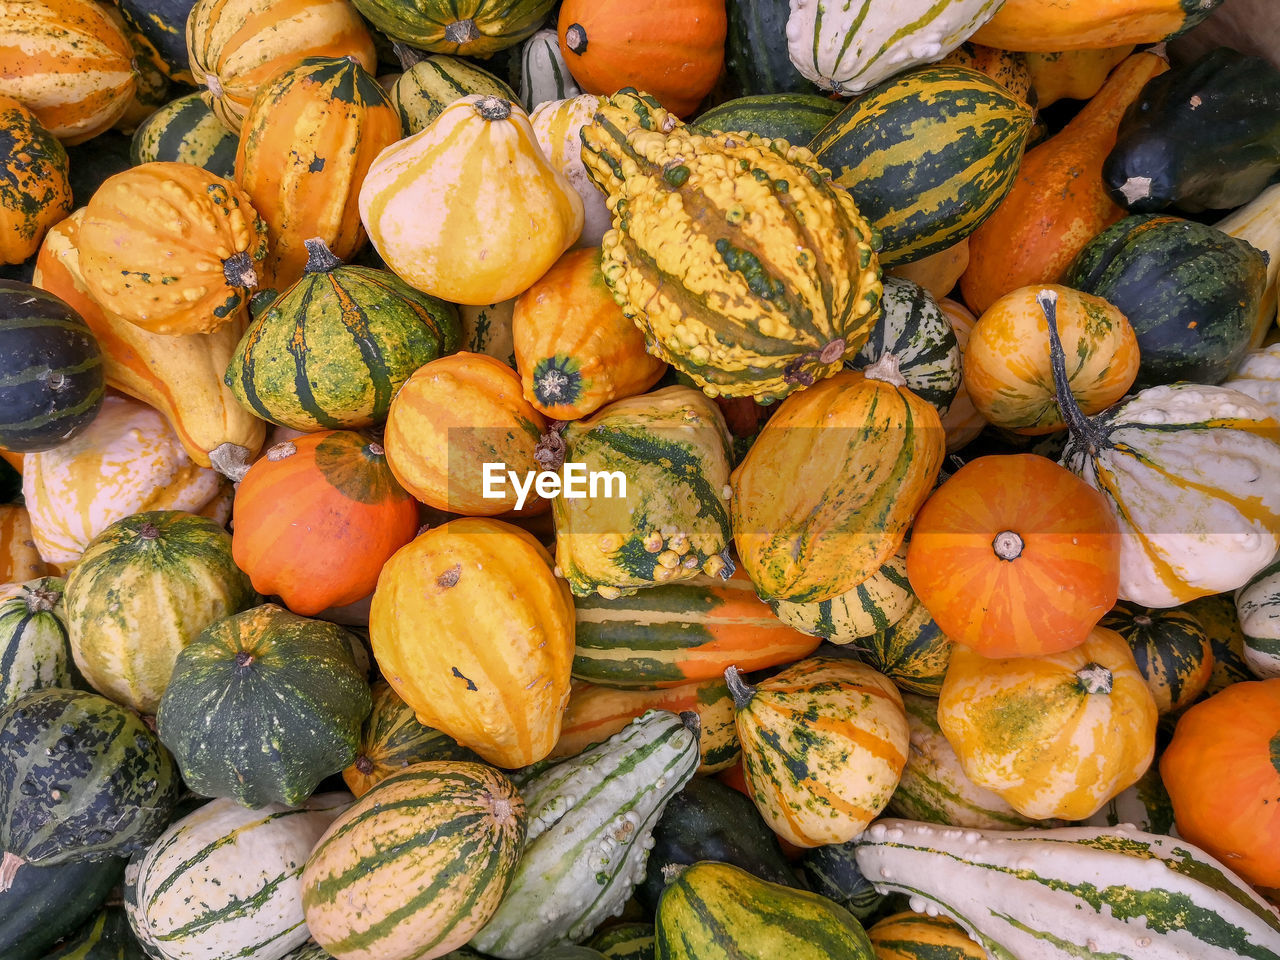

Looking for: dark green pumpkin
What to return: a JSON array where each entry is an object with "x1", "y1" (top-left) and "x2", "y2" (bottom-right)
[
  {"x1": 1063, "y1": 214, "x2": 1267, "y2": 388},
  {"x1": 0, "y1": 689, "x2": 181, "y2": 872},
  {"x1": 724, "y1": 0, "x2": 815, "y2": 96},
  {"x1": 0, "y1": 854, "x2": 125, "y2": 960},
  {"x1": 0, "y1": 577, "x2": 82, "y2": 710},
  {"x1": 853, "y1": 599, "x2": 952, "y2": 697},
  {"x1": 800, "y1": 842, "x2": 886, "y2": 925},
  {"x1": 129, "y1": 93, "x2": 238, "y2": 178},
  {"x1": 586, "y1": 923, "x2": 656, "y2": 960},
  {"x1": 0, "y1": 281, "x2": 104, "y2": 452},
  {"x1": 226, "y1": 239, "x2": 461, "y2": 431},
  {"x1": 391, "y1": 55, "x2": 519, "y2": 134},
  {"x1": 43, "y1": 905, "x2": 147, "y2": 960},
  {"x1": 1099, "y1": 601, "x2": 1213, "y2": 715},
  {"x1": 347, "y1": 0, "x2": 555, "y2": 57},
  {"x1": 154, "y1": 603, "x2": 372, "y2": 808},
  {"x1": 117, "y1": 0, "x2": 197, "y2": 83},
  {"x1": 694, "y1": 94, "x2": 841, "y2": 147}
]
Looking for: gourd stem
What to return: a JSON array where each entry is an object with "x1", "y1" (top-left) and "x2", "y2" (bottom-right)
[
  {"x1": 391, "y1": 40, "x2": 424, "y2": 70},
  {"x1": 992, "y1": 530, "x2": 1023, "y2": 561},
  {"x1": 1076, "y1": 662, "x2": 1113, "y2": 695},
  {"x1": 354, "y1": 755, "x2": 374, "y2": 774},
  {"x1": 1133, "y1": 614, "x2": 1153, "y2": 627},
  {"x1": 1040, "y1": 289, "x2": 1103, "y2": 455},
  {"x1": 302, "y1": 238, "x2": 343, "y2": 275},
  {"x1": 366, "y1": 441, "x2": 384, "y2": 457},
  {"x1": 474, "y1": 96, "x2": 512, "y2": 121},
  {"x1": 444, "y1": 17, "x2": 480, "y2": 44},
  {"x1": 210, "y1": 442, "x2": 253, "y2": 483},
  {"x1": 818, "y1": 338, "x2": 847, "y2": 365},
  {"x1": 534, "y1": 425, "x2": 567, "y2": 471},
  {"x1": 0, "y1": 851, "x2": 25, "y2": 892},
  {"x1": 564, "y1": 23, "x2": 588, "y2": 55},
  {"x1": 138, "y1": 522, "x2": 160, "y2": 541},
  {"x1": 724, "y1": 665, "x2": 756, "y2": 708},
  {"x1": 677, "y1": 710, "x2": 702, "y2": 744},
  {"x1": 863, "y1": 352, "x2": 908, "y2": 387},
  {"x1": 222, "y1": 251, "x2": 258, "y2": 290},
  {"x1": 26, "y1": 583, "x2": 59, "y2": 614}
]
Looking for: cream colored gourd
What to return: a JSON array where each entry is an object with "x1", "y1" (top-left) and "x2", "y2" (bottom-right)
[
  {"x1": 529, "y1": 95, "x2": 611, "y2": 247},
  {"x1": 359, "y1": 94, "x2": 583, "y2": 305},
  {"x1": 1226, "y1": 344, "x2": 1280, "y2": 423},
  {"x1": 1217, "y1": 183, "x2": 1280, "y2": 347}
]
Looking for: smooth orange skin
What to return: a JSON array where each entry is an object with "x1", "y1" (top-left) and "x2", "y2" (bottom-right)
[
  {"x1": 1024, "y1": 46, "x2": 1135, "y2": 107},
  {"x1": 1162, "y1": 679, "x2": 1280, "y2": 889},
  {"x1": 907, "y1": 454, "x2": 1121, "y2": 658},
  {"x1": 973, "y1": 0, "x2": 1205, "y2": 52}
]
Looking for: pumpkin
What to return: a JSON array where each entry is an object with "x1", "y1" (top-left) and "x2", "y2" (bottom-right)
[
  {"x1": 368, "y1": 518, "x2": 575, "y2": 769},
  {"x1": 77, "y1": 162, "x2": 269, "y2": 336},
  {"x1": 186, "y1": 0, "x2": 377, "y2": 132},
  {"x1": 0, "y1": 97, "x2": 71, "y2": 265},
  {"x1": 529, "y1": 95, "x2": 613, "y2": 248},
  {"x1": 556, "y1": 0, "x2": 726, "y2": 117},
  {"x1": 1161, "y1": 679, "x2": 1280, "y2": 889},
  {"x1": 937, "y1": 627, "x2": 1158, "y2": 821},
  {"x1": 234, "y1": 56, "x2": 404, "y2": 291},
  {"x1": 962, "y1": 284, "x2": 1140, "y2": 434},
  {"x1": 971, "y1": 0, "x2": 1223, "y2": 51},
  {"x1": 348, "y1": 0, "x2": 555, "y2": 57},
  {"x1": 382, "y1": 352, "x2": 548, "y2": 516},
  {"x1": 731, "y1": 362, "x2": 946, "y2": 604},
  {"x1": 391, "y1": 55, "x2": 517, "y2": 135},
  {"x1": 360, "y1": 95, "x2": 583, "y2": 306},
  {"x1": 1024, "y1": 46, "x2": 1135, "y2": 107},
  {"x1": 0, "y1": 506, "x2": 46, "y2": 584},
  {"x1": 1100, "y1": 601, "x2": 1214, "y2": 714},
  {"x1": 0, "y1": 0, "x2": 137, "y2": 145},
  {"x1": 937, "y1": 298, "x2": 986, "y2": 452},
  {"x1": 940, "y1": 42, "x2": 1034, "y2": 104}
]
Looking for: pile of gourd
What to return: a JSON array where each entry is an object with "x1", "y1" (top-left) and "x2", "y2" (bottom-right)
[{"x1": 1, "y1": 0, "x2": 1279, "y2": 957}]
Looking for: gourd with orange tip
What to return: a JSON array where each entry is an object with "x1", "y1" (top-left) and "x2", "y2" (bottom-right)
[
  {"x1": 368, "y1": 517, "x2": 575, "y2": 769},
  {"x1": 937, "y1": 627, "x2": 1159, "y2": 821},
  {"x1": 972, "y1": 0, "x2": 1224, "y2": 52}
]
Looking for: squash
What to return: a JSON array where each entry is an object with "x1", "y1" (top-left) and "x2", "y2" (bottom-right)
[
  {"x1": 1218, "y1": 184, "x2": 1280, "y2": 348},
  {"x1": 0, "y1": 97, "x2": 71, "y2": 265},
  {"x1": 0, "y1": 849, "x2": 124, "y2": 960},
  {"x1": 32, "y1": 208, "x2": 266, "y2": 475},
  {"x1": 1083, "y1": 761, "x2": 1175, "y2": 835},
  {"x1": 1237, "y1": 556, "x2": 1280, "y2": 679},
  {"x1": 1161, "y1": 679, "x2": 1280, "y2": 889},
  {"x1": 116, "y1": 0, "x2": 198, "y2": 85},
  {"x1": 937, "y1": 627, "x2": 1158, "y2": 821},
  {"x1": 382, "y1": 352, "x2": 548, "y2": 516},
  {"x1": 960, "y1": 49, "x2": 1169, "y2": 315},
  {"x1": 78, "y1": 162, "x2": 269, "y2": 337},
  {"x1": 768, "y1": 550, "x2": 914, "y2": 644},
  {"x1": 727, "y1": 657, "x2": 909, "y2": 848},
  {"x1": 885, "y1": 240, "x2": 970, "y2": 304},
  {"x1": 459, "y1": 299, "x2": 517, "y2": 367},
  {"x1": 1184, "y1": 593, "x2": 1255, "y2": 701},
  {"x1": 392, "y1": 55, "x2": 517, "y2": 136},
  {"x1": 693, "y1": 94, "x2": 845, "y2": 151},
  {"x1": 43, "y1": 905, "x2": 144, "y2": 960},
  {"x1": 1099, "y1": 601, "x2": 1214, "y2": 713},
  {"x1": 369, "y1": 518, "x2": 575, "y2": 769},
  {"x1": 232, "y1": 432, "x2": 419, "y2": 617},
  {"x1": 586, "y1": 924, "x2": 654, "y2": 960},
  {"x1": 0, "y1": 577, "x2": 78, "y2": 710},
  {"x1": 962, "y1": 284, "x2": 1140, "y2": 434},
  {"x1": 854, "y1": 599, "x2": 954, "y2": 696},
  {"x1": 155, "y1": 603, "x2": 372, "y2": 807},
  {"x1": 1226, "y1": 344, "x2": 1280, "y2": 423},
  {"x1": 349, "y1": 0, "x2": 554, "y2": 57},
  {"x1": 529, "y1": 95, "x2": 611, "y2": 248},
  {"x1": 106, "y1": 4, "x2": 171, "y2": 137},
  {"x1": 303, "y1": 762, "x2": 526, "y2": 960},
  {"x1": 867, "y1": 913, "x2": 985, "y2": 960},
  {"x1": 0, "y1": 0, "x2": 137, "y2": 145},
  {"x1": 186, "y1": 0, "x2": 376, "y2": 132},
  {"x1": 512, "y1": 247, "x2": 666, "y2": 420},
  {"x1": 520, "y1": 29, "x2": 579, "y2": 112},
  {"x1": 731, "y1": 363, "x2": 945, "y2": 604},
  {"x1": 937, "y1": 298, "x2": 986, "y2": 452},
  {"x1": 971, "y1": 0, "x2": 1224, "y2": 51},
  {"x1": 64, "y1": 510, "x2": 258, "y2": 715},
  {"x1": 939, "y1": 42, "x2": 1034, "y2": 104},
  {"x1": 557, "y1": 0, "x2": 725, "y2": 117},
  {"x1": 21, "y1": 394, "x2": 231, "y2": 571},
  {"x1": 361, "y1": 95, "x2": 582, "y2": 306},
  {"x1": 724, "y1": 0, "x2": 815, "y2": 96},
  {"x1": 1024, "y1": 46, "x2": 1135, "y2": 107},
  {"x1": 0, "y1": 280, "x2": 103, "y2": 452},
  {"x1": 0, "y1": 507, "x2": 46, "y2": 584},
  {"x1": 799, "y1": 844, "x2": 885, "y2": 923}
]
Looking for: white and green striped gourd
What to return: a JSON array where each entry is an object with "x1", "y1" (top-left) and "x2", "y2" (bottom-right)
[{"x1": 1237, "y1": 554, "x2": 1280, "y2": 678}]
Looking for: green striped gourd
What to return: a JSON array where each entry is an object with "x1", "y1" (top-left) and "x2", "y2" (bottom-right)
[
  {"x1": 471, "y1": 710, "x2": 700, "y2": 959},
  {"x1": 844, "y1": 277, "x2": 960, "y2": 417},
  {"x1": 519, "y1": 29, "x2": 579, "y2": 112},
  {"x1": 0, "y1": 689, "x2": 180, "y2": 881},
  {"x1": 866, "y1": 912, "x2": 985, "y2": 960},
  {"x1": 799, "y1": 843, "x2": 886, "y2": 923},
  {"x1": 586, "y1": 924, "x2": 655, "y2": 960},
  {"x1": 554, "y1": 387, "x2": 734, "y2": 599},
  {"x1": 0, "y1": 855, "x2": 126, "y2": 960},
  {"x1": 42, "y1": 905, "x2": 146, "y2": 959},
  {"x1": 64, "y1": 510, "x2": 259, "y2": 715},
  {"x1": 0, "y1": 577, "x2": 80, "y2": 709},
  {"x1": 226, "y1": 239, "x2": 461, "y2": 431},
  {"x1": 1237, "y1": 556, "x2": 1280, "y2": 679},
  {"x1": 391, "y1": 55, "x2": 518, "y2": 135},
  {"x1": 1183, "y1": 593, "x2": 1254, "y2": 699},
  {"x1": 302, "y1": 762, "x2": 526, "y2": 960},
  {"x1": 854, "y1": 819, "x2": 1280, "y2": 960},
  {"x1": 768, "y1": 551, "x2": 913, "y2": 642},
  {"x1": 1100, "y1": 601, "x2": 1214, "y2": 713},
  {"x1": 853, "y1": 599, "x2": 952, "y2": 696},
  {"x1": 458, "y1": 299, "x2": 517, "y2": 367},
  {"x1": 533, "y1": 950, "x2": 608, "y2": 960},
  {"x1": 654, "y1": 861, "x2": 876, "y2": 960},
  {"x1": 346, "y1": 0, "x2": 554, "y2": 57},
  {"x1": 124, "y1": 793, "x2": 351, "y2": 960},
  {"x1": 277, "y1": 944, "x2": 332, "y2": 960},
  {"x1": 129, "y1": 93, "x2": 237, "y2": 177},
  {"x1": 692, "y1": 94, "x2": 842, "y2": 147},
  {"x1": 724, "y1": 0, "x2": 815, "y2": 95},
  {"x1": 811, "y1": 66, "x2": 1033, "y2": 266},
  {"x1": 888, "y1": 693, "x2": 1049, "y2": 830},
  {"x1": 1082, "y1": 763, "x2": 1176, "y2": 835}
]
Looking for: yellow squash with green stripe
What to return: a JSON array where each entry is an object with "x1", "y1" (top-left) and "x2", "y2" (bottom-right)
[
  {"x1": 1100, "y1": 602, "x2": 1214, "y2": 713},
  {"x1": 768, "y1": 550, "x2": 914, "y2": 642},
  {"x1": 867, "y1": 912, "x2": 985, "y2": 960}
]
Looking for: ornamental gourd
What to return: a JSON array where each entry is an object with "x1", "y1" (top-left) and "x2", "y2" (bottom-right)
[
  {"x1": 528, "y1": 96, "x2": 611, "y2": 247},
  {"x1": 391, "y1": 56, "x2": 518, "y2": 135},
  {"x1": 0, "y1": 97, "x2": 72, "y2": 264},
  {"x1": 0, "y1": 577, "x2": 78, "y2": 710},
  {"x1": 971, "y1": 0, "x2": 1224, "y2": 51},
  {"x1": 1226, "y1": 344, "x2": 1280, "y2": 423},
  {"x1": 937, "y1": 298, "x2": 986, "y2": 452},
  {"x1": 1100, "y1": 602, "x2": 1214, "y2": 713},
  {"x1": 360, "y1": 95, "x2": 583, "y2": 306},
  {"x1": 347, "y1": 0, "x2": 555, "y2": 57},
  {"x1": 1237, "y1": 557, "x2": 1280, "y2": 679},
  {"x1": 0, "y1": 505, "x2": 45, "y2": 585}
]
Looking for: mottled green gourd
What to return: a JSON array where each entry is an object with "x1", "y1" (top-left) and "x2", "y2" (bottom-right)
[
  {"x1": 579, "y1": 89, "x2": 882, "y2": 403},
  {"x1": 129, "y1": 93, "x2": 238, "y2": 177}
]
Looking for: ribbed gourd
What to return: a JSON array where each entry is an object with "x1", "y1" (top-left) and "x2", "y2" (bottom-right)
[
  {"x1": 0, "y1": 577, "x2": 79, "y2": 710},
  {"x1": 579, "y1": 89, "x2": 882, "y2": 403}
]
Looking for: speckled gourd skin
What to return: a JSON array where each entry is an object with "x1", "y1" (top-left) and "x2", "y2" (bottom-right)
[{"x1": 579, "y1": 89, "x2": 882, "y2": 403}]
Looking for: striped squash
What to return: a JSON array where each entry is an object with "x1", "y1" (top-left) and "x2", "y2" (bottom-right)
[
  {"x1": 117, "y1": 0, "x2": 198, "y2": 84},
  {"x1": 519, "y1": 28, "x2": 579, "y2": 112},
  {"x1": 45, "y1": 905, "x2": 144, "y2": 960},
  {"x1": 0, "y1": 97, "x2": 71, "y2": 264},
  {"x1": 1100, "y1": 601, "x2": 1214, "y2": 713},
  {"x1": 854, "y1": 819, "x2": 1280, "y2": 960},
  {"x1": 571, "y1": 567, "x2": 821, "y2": 688},
  {"x1": 186, "y1": 0, "x2": 376, "y2": 132},
  {"x1": 0, "y1": 577, "x2": 78, "y2": 710},
  {"x1": 1184, "y1": 592, "x2": 1255, "y2": 700},
  {"x1": 0, "y1": 0, "x2": 137, "y2": 144},
  {"x1": 529, "y1": 95, "x2": 611, "y2": 247},
  {"x1": 867, "y1": 913, "x2": 985, "y2": 960},
  {"x1": 107, "y1": 3, "x2": 171, "y2": 136},
  {"x1": 350, "y1": 0, "x2": 554, "y2": 56},
  {"x1": 471, "y1": 710, "x2": 699, "y2": 958},
  {"x1": 458, "y1": 299, "x2": 517, "y2": 367},
  {"x1": 889, "y1": 693, "x2": 1049, "y2": 831},
  {"x1": 798, "y1": 843, "x2": 885, "y2": 923},
  {"x1": 728, "y1": 657, "x2": 909, "y2": 848},
  {"x1": 586, "y1": 923, "x2": 654, "y2": 960},
  {"x1": 303, "y1": 763, "x2": 525, "y2": 960},
  {"x1": 129, "y1": 92, "x2": 238, "y2": 178},
  {"x1": 937, "y1": 298, "x2": 986, "y2": 452},
  {"x1": 1082, "y1": 762, "x2": 1176, "y2": 835},
  {"x1": 724, "y1": 0, "x2": 815, "y2": 96},
  {"x1": 844, "y1": 277, "x2": 960, "y2": 418},
  {"x1": 940, "y1": 41, "x2": 1034, "y2": 104},
  {"x1": 391, "y1": 56, "x2": 517, "y2": 135},
  {"x1": 124, "y1": 793, "x2": 350, "y2": 960},
  {"x1": 855, "y1": 599, "x2": 953, "y2": 697},
  {"x1": 811, "y1": 66, "x2": 1033, "y2": 266},
  {"x1": 235, "y1": 57, "x2": 404, "y2": 291},
  {"x1": 654, "y1": 861, "x2": 876, "y2": 960},
  {"x1": 0, "y1": 505, "x2": 46, "y2": 584},
  {"x1": 550, "y1": 679, "x2": 739, "y2": 773},
  {"x1": 692, "y1": 94, "x2": 843, "y2": 147},
  {"x1": 1238, "y1": 557, "x2": 1280, "y2": 679},
  {"x1": 768, "y1": 550, "x2": 914, "y2": 643}
]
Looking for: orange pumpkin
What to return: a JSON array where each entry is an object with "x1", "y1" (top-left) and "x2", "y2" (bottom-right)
[
  {"x1": 512, "y1": 246, "x2": 666, "y2": 420},
  {"x1": 556, "y1": 0, "x2": 726, "y2": 117},
  {"x1": 231, "y1": 431, "x2": 419, "y2": 617},
  {"x1": 382, "y1": 352, "x2": 550, "y2": 516},
  {"x1": 1161, "y1": 679, "x2": 1280, "y2": 889},
  {"x1": 907, "y1": 454, "x2": 1121, "y2": 659}
]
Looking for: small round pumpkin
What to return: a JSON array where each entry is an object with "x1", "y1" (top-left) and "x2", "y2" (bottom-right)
[
  {"x1": 231, "y1": 431, "x2": 420, "y2": 617},
  {"x1": 1099, "y1": 601, "x2": 1214, "y2": 714},
  {"x1": 0, "y1": 97, "x2": 72, "y2": 264}
]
